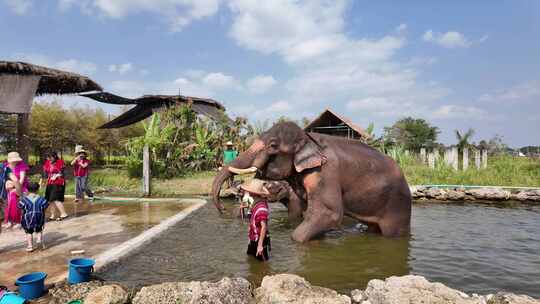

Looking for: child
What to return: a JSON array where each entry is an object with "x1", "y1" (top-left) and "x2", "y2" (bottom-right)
[
  {"x1": 71, "y1": 146, "x2": 94, "y2": 203},
  {"x1": 18, "y1": 182, "x2": 49, "y2": 252},
  {"x1": 240, "y1": 179, "x2": 271, "y2": 261},
  {"x1": 3, "y1": 180, "x2": 21, "y2": 229}
]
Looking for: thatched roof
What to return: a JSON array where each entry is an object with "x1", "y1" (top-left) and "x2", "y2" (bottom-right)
[
  {"x1": 305, "y1": 108, "x2": 371, "y2": 140},
  {"x1": 0, "y1": 61, "x2": 102, "y2": 95},
  {"x1": 80, "y1": 92, "x2": 230, "y2": 129}
]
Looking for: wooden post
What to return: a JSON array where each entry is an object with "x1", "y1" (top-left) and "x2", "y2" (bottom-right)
[
  {"x1": 143, "y1": 144, "x2": 151, "y2": 196},
  {"x1": 444, "y1": 148, "x2": 451, "y2": 166},
  {"x1": 428, "y1": 152, "x2": 435, "y2": 169},
  {"x1": 16, "y1": 113, "x2": 30, "y2": 163},
  {"x1": 474, "y1": 150, "x2": 481, "y2": 169},
  {"x1": 481, "y1": 149, "x2": 488, "y2": 169},
  {"x1": 451, "y1": 147, "x2": 458, "y2": 171},
  {"x1": 462, "y1": 147, "x2": 469, "y2": 171},
  {"x1": 420, "y1": 148, "x2": 426, "y2": 163}
]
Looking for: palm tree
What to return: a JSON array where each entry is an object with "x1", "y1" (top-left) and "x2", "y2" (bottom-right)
[{"x1": 455, "y1": 128, "x2": 475, "y2": 151}]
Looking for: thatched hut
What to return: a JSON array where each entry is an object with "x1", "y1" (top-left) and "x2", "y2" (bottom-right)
[
  {"x1": 304, "y1": 108, "x2": 370, "y2": 141},
  {"x1": 0, "y1": 61, "x2": 103, "y2": 160},
  {"x1": 80, "y1": 92, "x2": 230, "y2": 129}
]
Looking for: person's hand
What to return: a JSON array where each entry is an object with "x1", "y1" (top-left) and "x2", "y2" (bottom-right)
[{"x1": 256, "y1": 244, "x2": 264, "y2": 257}]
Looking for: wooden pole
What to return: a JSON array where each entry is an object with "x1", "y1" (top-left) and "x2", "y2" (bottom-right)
[
  {"x1": 143, "y1": 144, "x2": 151, "y2": 196},
  {"x1": 451, "y1": 147, "x2": 458, "y2": 171},
  {"x1": 462, "y1": 147, "x2": 469, "y2": 171},
  {"x1": 420, "y1": 148, "x2": 426, "y2": 163},
  {"x1": 16, "y1": 113, "x2": 30, "y2": 163},
  {"x1": 474, "y1": 150, "x2": 481, "y2": 169},
  {"x1": 481, "y1": 149, "x2": 488, "y2": 169},
  {"x1": 428, "y1": 152, "x2": 435, "y2": 169}
]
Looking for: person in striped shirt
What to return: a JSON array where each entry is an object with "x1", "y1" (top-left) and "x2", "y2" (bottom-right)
[{"x1": 241, "y1": 179, "x2": 271, "y2": 261}]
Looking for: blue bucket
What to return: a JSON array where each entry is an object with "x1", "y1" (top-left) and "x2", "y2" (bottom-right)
[
  {"x1": 68, "y1": 258, "x2": 95, "y2": 284},
  {"x1": 15, "y1": 272, "x2": 47, "y2": 300},
  {"x1": 0, "y1": 292, "x2": 26, "y2": 304}
]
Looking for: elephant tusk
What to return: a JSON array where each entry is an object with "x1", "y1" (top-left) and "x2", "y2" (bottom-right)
[{"x1": 228, "y1": 166, "x2": 258, "y2": 175}]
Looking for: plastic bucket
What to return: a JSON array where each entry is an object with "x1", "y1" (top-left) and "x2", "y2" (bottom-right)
[
  {"x1": 0, "y1": 292, "x2": 27, "y2": 304},
  {"x1": 15, "y1": 272, "x2": 47, "y2": 300},
  {"x1": 68, "y1": 258, "x2": 95, "y2": 284}
]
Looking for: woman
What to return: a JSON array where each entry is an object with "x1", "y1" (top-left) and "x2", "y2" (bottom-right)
[
  {"x1": 0, "y1": 161, "x2": 22, "y2": 232},
  {"x1": 7, "y1": 152, "x2": 29, "y2": 193},
  {"x1": 41, "y1": 151, "x2": 68, "y2": 220}
]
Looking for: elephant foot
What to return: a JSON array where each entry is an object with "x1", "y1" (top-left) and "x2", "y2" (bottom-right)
[{"x1": 291, "y1": 211, "x2": 341, "y2": 242}]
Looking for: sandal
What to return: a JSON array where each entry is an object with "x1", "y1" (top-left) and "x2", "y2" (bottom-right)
[
  {"x1": 26, "y1": 246, "x2": 34, "y2": 252},
  {"x1": 57, "y1": 215, "x2": 68, "y2": 221},
  {"x1": 49, "y1": 216, "x2": 57, "y2": 221}
]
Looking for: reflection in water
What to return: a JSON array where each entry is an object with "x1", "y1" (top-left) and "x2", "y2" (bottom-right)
[{"x1": 101, "y1": 201, "x2": 540, "y2": 298}]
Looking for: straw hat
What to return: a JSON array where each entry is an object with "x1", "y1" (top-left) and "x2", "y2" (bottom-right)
[
  {"x1": 74, "y1": 145, "x2": 87, "y2": 155},
  {"x1": 7, "y1": 152, "x2": 22, "y2": 163},
  {"x1": 240, "y1": 179, "x2": 270, "y2": 197},
  {"x1": 226, "y1": 141, "x2": 234, "y2": 146}
]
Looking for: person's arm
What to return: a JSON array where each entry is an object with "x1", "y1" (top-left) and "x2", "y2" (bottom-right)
[
  {"x1": 256, "y1": 221, "x2": 267, "y2": 257},
  {"x1": 80, "y1": 159, "x2": 89, "y2": 168},
  {"x1": 70, "y1": 157, "x2": 78, "y2": 166},
  {"x1": 9, "y1": 173, "x2": 22, "y2": 196},
  {"x1": 19, "y1": 170, "x2": 26, "y2": 185}
]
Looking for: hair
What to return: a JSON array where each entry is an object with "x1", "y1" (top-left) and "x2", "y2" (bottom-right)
[
  {"x1": 27, "y1": 182, "x2": 40, "y2": 193},
  {"x1": 47, "y1": 151, "x2": 59, "y2": 161}
]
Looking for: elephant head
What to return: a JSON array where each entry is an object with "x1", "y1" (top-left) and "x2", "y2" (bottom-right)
[{"x1": 211, "y1": 122, "x2": 325, "y2": 212}]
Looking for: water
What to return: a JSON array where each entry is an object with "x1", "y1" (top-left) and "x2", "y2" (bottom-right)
[{"x1": 100, "y1": 201, "x2": 540, "y2": 297}]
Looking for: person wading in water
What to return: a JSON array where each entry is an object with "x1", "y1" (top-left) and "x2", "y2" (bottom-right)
[{"x1": 240, "y1": 179, "x2": 271, "y2": 261}]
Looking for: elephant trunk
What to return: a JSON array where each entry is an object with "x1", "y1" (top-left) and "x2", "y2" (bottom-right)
[{"x1": 211, "y1": 140, "x2": 264, "y2": 213}]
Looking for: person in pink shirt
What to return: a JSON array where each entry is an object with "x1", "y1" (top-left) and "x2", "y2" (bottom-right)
[
  {"x1": 70, "y1": 146, "x2": 94, "y2": 203},
  {"x1": 7, "y1": 152, "x2": 29, "y2": 193},
  {"x1": 3, "y1": 180, "x2": 21, "y2": 229},
  {"x1": 240, "y1": 179, "x2": 271, "y2": 261}
]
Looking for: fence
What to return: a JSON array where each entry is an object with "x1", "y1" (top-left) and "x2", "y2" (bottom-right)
[{"x1": 419, "y1": 147, "x2": 488, "y2": 171}]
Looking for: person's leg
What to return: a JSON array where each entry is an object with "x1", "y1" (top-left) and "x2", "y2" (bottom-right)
[
  {"x1": 55, "y1": 201, "x2": 68, "y2": 218},
  {"x1": 25, "y1": 233, "x2": 33, "y2": 251},
  {"x1": 84, "y1": 175, "x2": 94, "y2": 200},
  {"x1": 75, "y1": 176, "x2": 82, "y2": 202},
  {"x1": 36, "y1": 231, "x2": 44, "y2": 249}
]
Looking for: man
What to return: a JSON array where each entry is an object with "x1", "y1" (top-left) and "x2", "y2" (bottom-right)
[{"x1": 222, "y1": 141, "x2": 238, "y2": 188}]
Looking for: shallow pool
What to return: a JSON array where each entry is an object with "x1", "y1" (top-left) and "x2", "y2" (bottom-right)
[{"x1": 100, "y1": 201, "x2": 540, "y2": 297}]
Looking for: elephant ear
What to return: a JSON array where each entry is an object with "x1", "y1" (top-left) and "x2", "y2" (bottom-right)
[{"x1": 294, "y1": 136, "x2": 326, "y2": 173}]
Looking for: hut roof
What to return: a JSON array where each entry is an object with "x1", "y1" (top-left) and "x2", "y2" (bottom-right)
[
  {"x1": 80, "y1": 92, "x2": 230, "y2": 129},
  {"x1": 0, "y1": 61, "x2": 103, "y2": 95},
  {"x1": 304, "y1": 108, "x2": 371, "y2": 139}
]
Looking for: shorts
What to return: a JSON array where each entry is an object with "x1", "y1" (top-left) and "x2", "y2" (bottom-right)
[
  {"x1": 24, "y1": 226, "x2": 43, "y2": 234},
  {"x1": 246, "y1": 235, "x2": 271, "y2": 261},
  {"x1": 45, "y1": 184, "x2": 65, "y2": 202}
]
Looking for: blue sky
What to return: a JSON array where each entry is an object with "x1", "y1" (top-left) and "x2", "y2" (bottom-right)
[{"x1": 1, "y1": 0, "x2": 539, "y2": 147}]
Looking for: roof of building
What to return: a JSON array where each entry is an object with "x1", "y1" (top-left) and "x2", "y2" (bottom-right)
[{"x1": 304, "y1": 108, "x2": 371, "y2": 139}]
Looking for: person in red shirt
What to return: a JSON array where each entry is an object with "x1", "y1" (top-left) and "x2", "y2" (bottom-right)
[
  {"x1": 40, "y1": 151, "x2": 68, "y2": 220},
  {"x1": 241, "y1": 179, "x2": 271, "y2": 261},
  {"x1": 71, "y1": 146, "x2": 94, "y2": 203}
]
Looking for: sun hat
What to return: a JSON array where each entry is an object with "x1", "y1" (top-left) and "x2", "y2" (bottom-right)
[
  {"x1": 74, "y1": 145, "x2": 87, "y2": 155},
  {"x1": 7, "y1": 152, "x2": 22, "y2": 163},
  {"x1": 226, "y1": 141, "x2": 234, "y2": 146},
  {"x1": 240, "y1": 179, "x2": 270, "y2": 197}
]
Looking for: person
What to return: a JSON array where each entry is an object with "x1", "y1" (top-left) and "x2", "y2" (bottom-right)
[
  {"x1": 241, "y1": 179, "x2": 271, "y2": 261},
  {"x1": 0, "y1": 162, "x2": 21, "y2": 234},
  {"x1": 223, "y1": 141, "x2": 238, "y2": 188},
  {"x1": 41, "y1": 151, "x2": 68, "y2": 220},
  {"x1": 71, "y1": 145, "x2": 94, "y2": 203},
  {"x1": 3, "y1": 180, "x2": 21, "y2": 229},
  {"x1": 7, "y1": 152, "x2": 29, "y2": 193},
  {"x1": 18, "y1": 182, "x2": 48, "y2": 252}
]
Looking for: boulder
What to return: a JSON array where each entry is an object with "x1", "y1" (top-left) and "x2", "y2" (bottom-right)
[
  {"x1": 351, "y1": 289, "x2": 366, "y2": 303},
  {"x1": 466, "y1": 188, "x2": 511, "y2": 201},
  {"x1": 425, "y1": 188, "x2": 444, "y2": 199},
  {"x1": 487, "y1": 292, "x2": 540, "y2": 304},
  {"x1": 132, "y1": 277, "x2": 252, "y2": 304},
  {"x1": 255, "y1": 274, "x2": 351, "y2": 304},
  {"x1": 362, "y1": 275, "x2": 484, "y2": 304},
  {"x1": 47, "y1": 281, "x2": 104, "y2": 304},
  {"x1": 84, "y1": 284, "x2": 129, "y2": 304},
  {"x1": 447, "y1": 190, "x2": 466, "y2": 201}
]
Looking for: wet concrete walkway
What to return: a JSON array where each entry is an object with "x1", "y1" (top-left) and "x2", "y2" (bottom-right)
[{"x1": 0, "y1": 198, "x2": 205, "y2": 288}]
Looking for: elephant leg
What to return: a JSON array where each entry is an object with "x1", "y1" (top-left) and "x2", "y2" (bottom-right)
[
  {"x1": 287, "y1": 187, "x2": 305, "y2": 220},
  {"x1": 291, "y1": 172, "x2": 343, "y2": 242}
]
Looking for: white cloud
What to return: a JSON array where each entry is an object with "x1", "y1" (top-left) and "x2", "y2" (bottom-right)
[
  {"x1": 109, "y1": 63, "x2": 133, "y2": 74},
  {"x1": 479, "y1": 80, "x2": 540, "y2": 103},
  {"x1": 63, "y1": 0, "x2": 221, "y2": 31},
  {"x1": 2, "y1": 0, "x2": 32, "y2": 15},
  {"x1": 423, "y1": 30, "x2": 471, "y2": 48},
  {"x1": 432, "y1": 105, "x2": 487, "y2": 119},
  {"x1": 267, "y1": 100, "x2": 291, "y2": 112},
  {"x1": 201, "y1": 72, "x2": 238, "y2": 89},
  {"x1": 11, "y1": 53, "x2": 98, "y2": 75},
  {"x1": 246, "y1": 75, "x2": 276, "y2": 94}
]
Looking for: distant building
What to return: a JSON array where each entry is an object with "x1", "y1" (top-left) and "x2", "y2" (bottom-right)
[{"x1": 304, "y1": 109, "x2": 370, "y2": 141}]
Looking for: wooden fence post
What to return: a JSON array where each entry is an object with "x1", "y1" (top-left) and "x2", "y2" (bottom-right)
[
  {"x1": 420, "y1": 148, "x2": 426, "y2": 163},
  {"x1": 481, "y1": 149, "x2": 488, "y2": 169},
  {"x1": 444, "y1": 148, "x2": 451, "y2": 166},
  {"x1": 428, "y1": 152, "x2": 435, "y2": 169},
  {"x1": 462, "y1": 148, "x2": 469, "y2": 171},
  {"x1": 474, "y1": 150, "x2": 481, "y2": 169},
  {"x1": 143, "y1": 144, "x2": 151, "y2": 196},
  {"x1": 451, "y1": 147, "x2": 458, "y2": 171}
]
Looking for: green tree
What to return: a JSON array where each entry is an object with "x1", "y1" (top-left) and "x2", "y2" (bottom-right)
[
  {"x1": 455, "y1": 128, "x2": 475, "y2": 152},
  {"x1": 384, "y1": 117, "x2": 439, "y2": 151}
]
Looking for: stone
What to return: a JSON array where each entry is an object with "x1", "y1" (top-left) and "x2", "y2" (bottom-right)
[
  {"x1": 255, "y1": 274, "x2": 351, "y2": 304},
  {"x1": 466, "y1": 188, "x2": 511, "y2": 201},
  {"x1": 351, "y1": 289, "x2": 366, "y2": 303},
  {"x1": 84, "y1": 284, "x2": 129, "y2": 304},
  {"x1": 487, "y1": 292, "x2": 540, "y2": 304},
  {"x1": 48, "y1": 281, "x2": 104, "y2": 304},
  {"x1": 132, "y1": 277, "x2": 252, "y2": 304},
  {"x1": 425, "y1": 188, "x2": 444, "y2": 199},
  {"x1": 362, "y1": 275, "x2": 484, "y2": 304},
  {"x1": 447, "y1": 190, "x2": 466, "y2": 201}
]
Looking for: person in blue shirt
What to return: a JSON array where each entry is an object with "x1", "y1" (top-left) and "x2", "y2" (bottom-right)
[{"x1": 18, "y1": 182, "x2": 48, "y2": 252}]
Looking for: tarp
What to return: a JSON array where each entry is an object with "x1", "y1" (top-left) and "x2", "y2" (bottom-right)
[{"x1": 0, "y1": 75, "x2": 40, "y2": 113}]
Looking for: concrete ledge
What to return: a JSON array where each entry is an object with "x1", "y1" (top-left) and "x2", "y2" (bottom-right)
[{"x1": 92, "y1": 198, "x2": 207, "y2": 272}]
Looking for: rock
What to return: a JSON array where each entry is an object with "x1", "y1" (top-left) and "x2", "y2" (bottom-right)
[
  {"x1": 425, "y1": 188, "x2": 444, "y2": 199},
  {"x1": 487, "y1": 292, "x2": 540, "y2": 304},
  {"x1": 48, "y1": 281, "x2": 104, "y2": 304},
  {"x1": 351, "y1": 289, "x2": 366, "y2": 303},
  {"x1": 363, "y1": 275, "x2": 484, "y2": 304},
  {"x1": 466, "y1": 188, "x2": 510, "y2": 201},
  {"x1": 84, "y1": 284, "x2": 129, "y2": 304},
  {"x1": 447, "y1": 190, "x2": 466, "y2": 201},
  {"x1": 132, "y1": 277, "x2": 252, "y2": 304},
  {"x1": 255, "y1": 274, "x2": 351, "y2": 304}
]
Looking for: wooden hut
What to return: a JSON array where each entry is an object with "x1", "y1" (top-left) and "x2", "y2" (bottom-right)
[
  {"x1": 80, "y1": 92, "x2": 230, "y2": 128},
  {"x1": 0, "y1": 61, "x2": 103, "y2": 161},
  {"x1": 304, "y1": 109, "x2": 370, "y2": 141}
]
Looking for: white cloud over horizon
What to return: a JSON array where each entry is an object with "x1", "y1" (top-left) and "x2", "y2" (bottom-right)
[
  {"x1": 2, "y1": 0, "x2": 32, "y2": 15},
  {"x1": 423, "y1": 30, "x2": 471, "y2": 48},
  {"x1": 478, "y1": 80, "x2": 540, "y2": 103}
]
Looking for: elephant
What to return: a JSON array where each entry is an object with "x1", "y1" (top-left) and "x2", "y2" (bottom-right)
[{"x1": 212, "y1": 121, "x2": 411, "y2": 243}]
